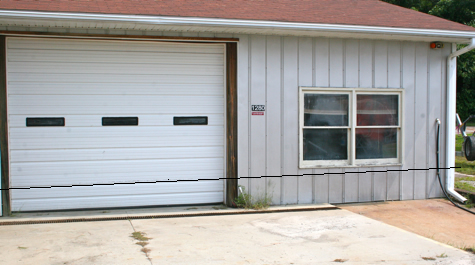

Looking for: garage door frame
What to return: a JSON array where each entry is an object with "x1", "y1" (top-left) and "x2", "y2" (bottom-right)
[{"x1": 0, "y1": 34, "x2": 238, "y2": 216}]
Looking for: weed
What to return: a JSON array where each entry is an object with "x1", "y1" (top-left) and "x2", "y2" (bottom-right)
[
  {"x1": 333, "y1": 258, "x2": 348, "y2": 262},
  {"x1": 102, "y1": 210, "x2": 110, "y2": 213},
  {"x1": 136, "y1": 241, "x2": 149, "y2": 247},
  {"x1": 422, "y1": 256, "x2": 436, "y2": 261},
  {"x1": 17, "y1": 246, "x2": 27, "y2": 250},
  {"x1": 463, "y1": 247, "x2": 475, "y2": 254},
  {"x1": 436, "y1": 253, "x2": 448, "y2": 258},
  {"x1": 186, "y1": 207, "x2": 198, "y2": 210},
  {"x1": 131, "y1": 231, "x2": 150, "y2": 241},
  {"x1": 464, "y1": 197, "x2": 475, "y2": 208},
  {"x1": 212, "y1": 205, "x2": 227, "y2": 210},
  {"x1": 234, "y1": 185, "x2": 273, "y2": 210},
  {"x1": 131, "y1": 231, "x2": 152, "y2": 261},
  {"x1": 141, "y1": 248, "x2": 151, "y2": 254}
]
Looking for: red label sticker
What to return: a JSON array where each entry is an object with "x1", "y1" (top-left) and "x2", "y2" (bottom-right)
[{"x1": 252, "y1": 112, "x2": 264, "y2": 116}]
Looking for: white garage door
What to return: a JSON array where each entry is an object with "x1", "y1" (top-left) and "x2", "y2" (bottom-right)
[{"x1": 7, "y1": 37, "x2": 225, "y2": 211}]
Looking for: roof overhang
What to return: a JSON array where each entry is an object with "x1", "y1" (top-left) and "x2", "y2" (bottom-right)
[{"x1": 0, "y1": 10, "x2": 474, "y2": 43}]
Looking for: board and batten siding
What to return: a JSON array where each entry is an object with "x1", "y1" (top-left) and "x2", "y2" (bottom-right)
[{"x1": 236, "y1": 35, "x2": 450, "y2": 204}]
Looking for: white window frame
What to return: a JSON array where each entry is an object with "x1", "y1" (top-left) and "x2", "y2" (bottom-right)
[{"x1": 299, "y1": 87, "x2": 404, "y2": 168}]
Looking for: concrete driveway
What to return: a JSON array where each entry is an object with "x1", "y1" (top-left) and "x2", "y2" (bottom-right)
[{"x1": 0, "y1": 209, "x2": 473, "y2": 264}]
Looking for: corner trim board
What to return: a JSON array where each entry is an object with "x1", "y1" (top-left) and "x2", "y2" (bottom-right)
[
  {"x1": 0, "y1": 36, "x2": 10, "y2": 216},
  {"x1": 225, "y1": 42, "x2": 238, "y2": 207}
]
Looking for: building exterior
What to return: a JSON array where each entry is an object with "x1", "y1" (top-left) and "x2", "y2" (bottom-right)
[{"x1": 0, "y1": 0, "x2": 474, "y2": 215}]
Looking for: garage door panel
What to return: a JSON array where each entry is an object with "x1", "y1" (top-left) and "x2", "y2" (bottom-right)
[
  {"x1": 8, "y1": 105, "x2": 225, "y2": 115},
  {"x1": 11, "y1": 146, "x2": 225, "y2": 162},
  {"x1": 7, "y1": 37, "x2": 225, "y2": 211},
  {"x1": 8, "y1": 38, "x2": 224, "y2": 54},
  {"x1": 10, "y1": 135, "x2": 224, "y2": 150},
  {"x1": 8, "y1": 50, "x2": 224, "y2": 65},
  {"x1": 10, "y1": 114, "x2": 224, "y2": 127},
  {"x1": 10, "y1": 126, "x2": 224, "y2": 138},
  {"x1": 8, "y1": 73, "x2": 224, "y2": 84},
  {"x1": 12, "y1": 179, "x2": 224, "y2": 198},
  {"x1": 9, "y1": 95, "x2": 223, "y2": 106},
  {"x1": 9, "y1": 83, "x2": 224, "y2": 96},
  {"x1": 9, "y1": 62, "x2": 224, "y2": 75},
  {"x1": 12, "y1": 191, "x2": 224, "y2": 212},
  {"x1": 12, "y1": 157, "x2": 223, "y2": 176},
  {"x1": 11, "y1": 169, "x2": 224, "y2": 188}
]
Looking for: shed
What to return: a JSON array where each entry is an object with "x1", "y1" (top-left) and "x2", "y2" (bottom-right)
[{"x1": 0, "y1": 0, "x2": 474, "y2": 215}]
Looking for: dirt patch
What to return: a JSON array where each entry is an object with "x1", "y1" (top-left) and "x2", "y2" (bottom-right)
[{"x1": 339, "y1": 199, "x2": 475, "y2": 250}]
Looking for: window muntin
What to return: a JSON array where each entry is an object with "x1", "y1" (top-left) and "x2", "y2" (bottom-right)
[{"x1": 300, "y1": 88, "x2": 402, "y2": 168}]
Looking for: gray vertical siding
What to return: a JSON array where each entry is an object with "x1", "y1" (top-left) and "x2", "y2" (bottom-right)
[
  {"x1": 298, "y1": 37, "x2": 314, "y2": 204},
  {"x1": 237, "y1": 35, "x2": 450, "y2": 204},
  {"x1": 265, "y1": 35, "x2": 282, "y2": 205}
]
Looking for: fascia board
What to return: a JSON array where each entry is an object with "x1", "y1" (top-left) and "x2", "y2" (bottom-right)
[{"x1": 0, "y1": 10, "x2": 474, "y2": 43}]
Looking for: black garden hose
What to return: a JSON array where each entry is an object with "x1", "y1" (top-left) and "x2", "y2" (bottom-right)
[{"x1": 436, "y1": 120, "x2": 475, "y2": 215}]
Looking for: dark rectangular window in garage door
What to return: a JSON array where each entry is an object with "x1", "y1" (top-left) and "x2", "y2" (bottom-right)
[
  {"x1": 174, "y1": 116, "x2": 208, "y2": 125},
  {"x1": 102, "y1": 117, "x2": 139, "y2": 126},
  {"x1": 26, "y1": 117, "x2": 65, "y2": 127}
]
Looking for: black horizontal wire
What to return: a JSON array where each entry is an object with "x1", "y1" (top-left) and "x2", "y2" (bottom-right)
[{"x1": 0, "y1": 167, "x2": 459, "y2": 191}]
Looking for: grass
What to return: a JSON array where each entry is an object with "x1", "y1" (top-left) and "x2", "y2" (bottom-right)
[
  {"x1": 234, "y1": 186, "x2": 273, "y2": 210},
  {"x1": 454, "y1": 176, "x2": 475, "y2": 193},
  {"x1": 455, "y1": 156, "x2": 475, "y2": 175},
  {"x1": 436, "y1": 253, "x2": 448, "y2": 258},
  {"x1": 456, "y1": 134, "x2": 464, "y2": 152}
]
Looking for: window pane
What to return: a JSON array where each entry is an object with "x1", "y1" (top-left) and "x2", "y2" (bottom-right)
[
  {"x1": 356, "y1": 128, "x2": 397, "y2": 159},
  {"x1": 304, "y1": 94, "x2": 348, "y2": 126},
  {"x1": 303, "y1": 129, "x2": 348, "y2": 160},
  {"x1": 357, "y1": 95, "x2": 398, "y2": 126}
]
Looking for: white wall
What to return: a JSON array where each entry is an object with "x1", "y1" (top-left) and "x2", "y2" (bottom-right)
[{"x1": 236, "y1": 35, "x2": 450, "y2": 204}]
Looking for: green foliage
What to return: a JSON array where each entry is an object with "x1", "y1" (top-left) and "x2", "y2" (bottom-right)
[
  {"x1": 382, "y1": 0, "x2": 439, "y2": 13},
  {"x1": 383, "y1": 0, "x2": 475, "y2": 120},
  {"x1": 456, "y1": 49, "x2": 475, "y2": 120},
  {"x1": 429, "y1": 0, "x2": 475, "y2": 25},
  {"x1": 234, "y1": 186, "x2": 272, "y2": 210}
]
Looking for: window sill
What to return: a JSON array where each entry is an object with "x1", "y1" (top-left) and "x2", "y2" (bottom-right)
[{"x1": 299, "y1": 163, "x2": 403, "y2": 169}]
